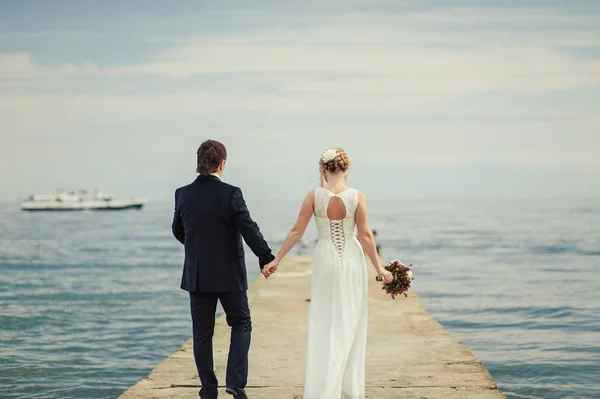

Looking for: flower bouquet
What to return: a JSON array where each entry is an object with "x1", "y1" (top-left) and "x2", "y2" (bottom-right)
[{"x1": 376, "y1": 260, "x2": 414, "y2": 299}]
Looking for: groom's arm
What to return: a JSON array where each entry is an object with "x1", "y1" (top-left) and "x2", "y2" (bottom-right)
[
  {"x1": 230, "y1": 187, "x2": 275, "y2": 269},
  {"x1": 172, "y1": 189, "x2": 185, "y2": 244}
]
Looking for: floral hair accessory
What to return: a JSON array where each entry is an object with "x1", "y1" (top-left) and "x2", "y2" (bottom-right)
[{"x1": 321, "y1": 148, "x2": 338, "y2": 163}]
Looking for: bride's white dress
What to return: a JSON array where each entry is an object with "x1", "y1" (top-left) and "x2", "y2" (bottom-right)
[{"x1": 304, "y1": 187, "x2": 368, "y2": 399}]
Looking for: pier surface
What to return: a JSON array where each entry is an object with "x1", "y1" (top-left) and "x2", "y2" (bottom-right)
[{"x1": 119, "y1": 256, "x2": 506, "y2": 398}]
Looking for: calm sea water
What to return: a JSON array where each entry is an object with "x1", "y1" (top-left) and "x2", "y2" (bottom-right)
[{"x1": 1, "y1": 199, "x2": 599, "y2": 399}]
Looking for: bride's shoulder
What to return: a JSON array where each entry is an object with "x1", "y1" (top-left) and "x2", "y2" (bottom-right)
[
  {"x1": 305, "y1": 189, "x2": 317, "y2": 201},
  {"x1": 298, "y1": 189, "x2": 317, "y2": 210},
  {"x1": 311, "y1": 187, "x2": 325, "y2": 196},
  {"x1": 355, "y1": 189, "x2": 366, "y2": 201}
]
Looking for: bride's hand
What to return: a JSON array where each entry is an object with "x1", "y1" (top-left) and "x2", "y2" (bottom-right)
[
  {"x1": 377, "y1": 267, "x2": 393, "y2": 284},
  {"x1": 261, "y1": 260, "x2": 278, "y2": 279}
]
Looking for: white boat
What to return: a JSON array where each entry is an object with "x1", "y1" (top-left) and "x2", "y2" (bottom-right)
[{"x1": 21, "y1": 189, "x2": 146, "y2": 211}]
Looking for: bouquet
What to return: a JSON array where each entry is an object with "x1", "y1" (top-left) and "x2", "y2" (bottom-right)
[{"x1": 376, "y1": 259, "x2": 414, "y2": 299}]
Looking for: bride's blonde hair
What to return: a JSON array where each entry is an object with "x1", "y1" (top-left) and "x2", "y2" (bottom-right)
[{"x1": 319, "y1": 147, "x2": 351, "y2": 187}]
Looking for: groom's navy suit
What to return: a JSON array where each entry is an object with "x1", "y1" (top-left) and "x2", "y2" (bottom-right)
[{"x1": 172, "y1": 174, "x2": 274, "y2": 398}]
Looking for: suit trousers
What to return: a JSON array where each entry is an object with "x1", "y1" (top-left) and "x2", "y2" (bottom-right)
[{"x1": 189, "y1": 291, "x2": 252, "y2": 399}]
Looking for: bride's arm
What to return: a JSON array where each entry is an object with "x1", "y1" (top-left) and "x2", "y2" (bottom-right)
[
  {"x1": 264, "y1": 190, "x2": 314, "y2": 274},
  {"x1": 356, "y1": 191, "x2": 391, "y2": 281}
]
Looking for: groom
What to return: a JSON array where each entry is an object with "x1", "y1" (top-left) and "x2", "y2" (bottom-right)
[{"x1": 172, "y1": 140, "x2": 275, "y2": 399}]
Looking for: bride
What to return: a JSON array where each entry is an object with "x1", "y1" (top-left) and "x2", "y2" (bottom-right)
[{"x1": 262, "y1": 148, "x2": 394, "y2": 399}]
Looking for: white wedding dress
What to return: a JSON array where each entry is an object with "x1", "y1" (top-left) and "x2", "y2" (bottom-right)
[{"x1": 304, "y1": 187, "x2": 368, "y2": 399}]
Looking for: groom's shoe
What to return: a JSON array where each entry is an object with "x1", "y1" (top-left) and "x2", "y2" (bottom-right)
[{"x1": 225, "y1": 387, "x2": 248, "y2": 399}]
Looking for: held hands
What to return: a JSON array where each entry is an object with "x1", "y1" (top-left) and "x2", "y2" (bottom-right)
[{"x1": 261, "y1": 260, "x2": 279, "y2": 279}]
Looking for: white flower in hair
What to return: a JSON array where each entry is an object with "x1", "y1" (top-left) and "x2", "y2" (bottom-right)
[{"x1": 321, "y1": 148, "x2": 338, "y2": 162}]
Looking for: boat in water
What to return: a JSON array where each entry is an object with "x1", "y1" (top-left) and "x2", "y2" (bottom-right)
[{"x1": 21, "y1": 189, "x2": 146, "y2": 211}]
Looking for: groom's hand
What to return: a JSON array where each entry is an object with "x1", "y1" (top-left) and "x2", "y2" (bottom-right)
[{"x1": 261, "y1": 261, "x2": 278, "y2": 279}]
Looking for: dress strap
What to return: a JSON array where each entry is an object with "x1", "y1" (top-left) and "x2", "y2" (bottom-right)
[
  {"x1": 314, "y1": 188, "x2": 328, "y2": 219},
  {"x1": 339, "y1": 188, "x2": 358, "y2": 217}
]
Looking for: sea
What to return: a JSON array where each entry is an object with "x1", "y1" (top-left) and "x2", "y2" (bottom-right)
[{"x1": 0, "y1": 199, "x2": 599, "y2": 399}]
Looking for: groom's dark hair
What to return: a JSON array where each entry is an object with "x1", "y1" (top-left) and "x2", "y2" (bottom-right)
[{"x1": 197, "y1": 140, "x2": 227, "y2": 175}]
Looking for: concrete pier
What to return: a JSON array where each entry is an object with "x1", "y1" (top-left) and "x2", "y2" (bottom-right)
[{"x1": 119, "y1": 256, "x2": 506, "y2": 398}]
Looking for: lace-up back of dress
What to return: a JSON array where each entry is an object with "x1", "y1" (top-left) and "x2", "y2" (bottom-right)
[
  {"x1": 314, "y1": 188, "x2": 359, "y2": 259},
  {"x1": 327, "y1": 196, "x2": 346, "y2": 257}
]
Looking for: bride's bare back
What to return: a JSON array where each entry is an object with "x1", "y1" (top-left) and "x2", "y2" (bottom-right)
[{"x1": 326, "y1": 192, "x2": 347, "y2": 220}]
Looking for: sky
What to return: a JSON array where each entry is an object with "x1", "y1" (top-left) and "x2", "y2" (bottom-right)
[{"x1": 1, "y1": 0, "x2": 599, "y2": 202}]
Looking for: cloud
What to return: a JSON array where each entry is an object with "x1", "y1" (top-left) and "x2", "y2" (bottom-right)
[
  {"x1": 1, "y1": 2, "x2": 599, "y2": 199},
  {"x1": 2, "y1": 44, "x2": 599, "y2": 116},
  {"x1": 2, "y1": 6, "x2": 599, "y2": 95},
  {"x1": 0, "y1": 52, "x2": 101, "y2": 79}
]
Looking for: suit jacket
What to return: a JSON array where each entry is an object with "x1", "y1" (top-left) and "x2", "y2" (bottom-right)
[{"x1": 172, "y1": 175, "x2": 275, "y2": 292}]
